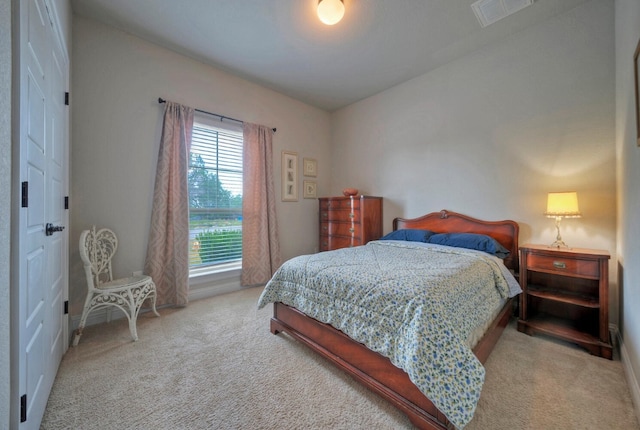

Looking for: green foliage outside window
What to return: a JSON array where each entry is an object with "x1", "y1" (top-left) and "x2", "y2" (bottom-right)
[
  {"x1": 188, "y1": 154, "x2": 242, "y2": 210},
  {"x1": 194, "y1": 230, "x2": 242, "y2": 264}
]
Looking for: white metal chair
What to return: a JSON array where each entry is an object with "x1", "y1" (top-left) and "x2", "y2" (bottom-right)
[{"x1": 73, "y1": 226, "x2": 160, "y2": 345}]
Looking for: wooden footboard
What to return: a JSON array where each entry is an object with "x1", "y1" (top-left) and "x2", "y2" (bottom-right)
[{"x1": 270, "y1": 298, "x2": 514, "y2": 430}]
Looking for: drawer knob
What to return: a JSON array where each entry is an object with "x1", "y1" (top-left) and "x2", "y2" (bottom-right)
[
  {"x1": 349, "y1": 228, "x2": 354, "y2": 233},
  {"x1": 322, "y1": 226, "x2": 328, "y2": 231},
  {"x1": 322, "y1": 212, "x2": 328, "y2": 218},
  {"x1": 349, "y1": 213, "x2": 355, "y2": 218},
  {"x1": 553, "y1": 261, "x2": 567, "y2": 269}
]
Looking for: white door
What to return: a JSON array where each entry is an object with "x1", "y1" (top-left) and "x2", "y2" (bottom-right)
[{"x1": 16, "y1": 0, "x2": 69, "y2": 427}]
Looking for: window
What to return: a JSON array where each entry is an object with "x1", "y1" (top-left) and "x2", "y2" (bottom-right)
[{"x1": 188, "y1": 115, "x2": 243, "y2": 270}]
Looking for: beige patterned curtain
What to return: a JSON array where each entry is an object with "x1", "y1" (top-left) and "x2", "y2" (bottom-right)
[
  {"x1": 241, "y1": 123, "x2": 282, "y2": 286},
  {"x1": 145, "y1": 101, "x2": 194, "y2": 306}
]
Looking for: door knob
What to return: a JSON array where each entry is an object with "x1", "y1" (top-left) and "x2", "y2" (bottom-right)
[{"x1": 45, "y1": 223, "x2": 65, "y2": 236}]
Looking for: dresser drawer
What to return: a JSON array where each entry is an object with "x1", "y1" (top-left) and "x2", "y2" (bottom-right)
[
  {"x1": 320, "y1": 209, "x2": 361, "y2": 222},
  {"x1": 320, "y1": 221, "x2": 361, "y2": 237},
  {"x1": 320, "y1": 235, "x2": 360, "y2": 251},
  {"x1": 320, "y1": 199, "x2": 360, "y2": 210},
  {"x1": 526, "y1": 253, "x2": 599, "y2": 279}
]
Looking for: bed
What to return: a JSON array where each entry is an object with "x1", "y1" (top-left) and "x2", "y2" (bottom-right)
[{"x1": 258, "y1": 210, "x2": 520, "y2": 429}]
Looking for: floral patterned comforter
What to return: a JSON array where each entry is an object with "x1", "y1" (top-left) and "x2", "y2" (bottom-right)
[{"x1": 257, "y1": 240, "x2": 520, "y2": 429}]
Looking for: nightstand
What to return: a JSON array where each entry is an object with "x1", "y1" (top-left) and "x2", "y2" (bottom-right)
[{"x1": 517, "y1": 244, "x2": 612, "y2": 359}]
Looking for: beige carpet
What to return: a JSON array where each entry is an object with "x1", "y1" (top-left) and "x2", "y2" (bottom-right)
[{"x1": 41, "y1": 286, "x2": 638, "y2": 430}]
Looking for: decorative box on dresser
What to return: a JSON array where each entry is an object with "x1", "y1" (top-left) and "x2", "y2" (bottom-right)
[
  {"x1": 517, "y1": 244, "x2": 612, "y2": 359},
  {"x1": 319, "y1": 196, "x2": 382, "y2": 251}
]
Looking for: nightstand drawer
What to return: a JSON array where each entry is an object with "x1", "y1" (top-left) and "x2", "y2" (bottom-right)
[{"x1": 527, "y1": 254, "x2": 599, "y2": 279}]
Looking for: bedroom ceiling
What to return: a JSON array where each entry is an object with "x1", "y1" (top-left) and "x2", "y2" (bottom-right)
[{"x1": 70, "y1": 0, "x2": 591, "y2": 111}]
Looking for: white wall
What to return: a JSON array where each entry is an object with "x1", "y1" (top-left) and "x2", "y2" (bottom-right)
[
  {"x1": 331, "y1": 1, "x2": 617, "y2": 318},
  {"x1": 615, "y1": 0, "x2": 640, "y2": 418},
  {"x1": 70, "y1": 16, "x2": 331, "y2": 315},
  {"x1": 0, "y1": 0, "x2": 11, "y2": 425}
]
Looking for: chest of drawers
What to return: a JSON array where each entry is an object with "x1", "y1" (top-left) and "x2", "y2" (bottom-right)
[{"x1": 318, "y1": 196, "x2": 382, "y2": 251}]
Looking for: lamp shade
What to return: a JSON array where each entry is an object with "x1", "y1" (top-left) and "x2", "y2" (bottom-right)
[
  {"x1": 545, "y1": 192, "x2": 581, "y2": 218},
  {"x1": 317, "y1": 0, "x2": 345, "y2": 25}
]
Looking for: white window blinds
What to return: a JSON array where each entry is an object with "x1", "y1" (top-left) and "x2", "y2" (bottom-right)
[{"x1": 188, "y1": 118, "x2": 243, "y2": 268}]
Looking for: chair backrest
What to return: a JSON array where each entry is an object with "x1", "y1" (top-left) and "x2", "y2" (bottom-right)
[{"x1": 79, "y1": 226, "x2": 118, "y2": 289}]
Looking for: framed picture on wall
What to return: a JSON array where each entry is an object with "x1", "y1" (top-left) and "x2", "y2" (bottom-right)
[
  {"x1": 303, "y1": 180, "x2": 317, "y2": 199},
  {"x1": 282, "y1": 151, "x2": 298, "y2": 201},
  {"x1": 303, "y1": 158, "x2": 317, "y2": 177},
  {"x1": 634, "y1": 37, "x2": 640, "y2": 146}
]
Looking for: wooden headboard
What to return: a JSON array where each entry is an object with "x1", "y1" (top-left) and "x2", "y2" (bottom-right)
[{"x1": 393, "y1": 209, "x2": 519, "y2": 273}]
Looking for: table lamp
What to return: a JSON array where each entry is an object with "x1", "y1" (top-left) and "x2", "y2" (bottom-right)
[{"x1": 544, "y1": 191, "x2": 581, "y2": 248}]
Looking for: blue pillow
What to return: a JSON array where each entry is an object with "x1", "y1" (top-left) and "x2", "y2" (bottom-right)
[
  {"x1": 379, "y1": 229, "x2": 435, "y2": 243},
  {"x1": 427, "y1": 233, "x2": 510, "y2": 258}
]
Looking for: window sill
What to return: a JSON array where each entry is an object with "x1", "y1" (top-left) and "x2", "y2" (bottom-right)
[
  {"x1": 188, "y1": 262, "x2": 242, "y2": 301},
  {"x1": 190, "y1": 261, "x2": 241, "y2": 279}
]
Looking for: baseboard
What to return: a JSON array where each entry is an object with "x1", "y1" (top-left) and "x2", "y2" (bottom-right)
[
  {"x1": 187, "y1": 277, "x2": 241, "y2": 301},
  {"x1": 610, "y1": 323, "x2": 619, "y2": 349},
  {"x1": 69, "y1": 277, "x2": 243, "y2": 333},
  {"x1": 618, "y1": 328, "x2": 640, "y2": 426},
  {"x1": 69, "y1": 303, "x2": 160, "y2": 331}
]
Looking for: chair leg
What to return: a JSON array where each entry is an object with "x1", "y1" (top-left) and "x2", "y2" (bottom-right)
[
  {"x1": 151, "y1": 288, "x2": 160, "y2": 317},
  {"x1": 127, "y1": 314, "x2": 139, "y2": 341},
  {"x1": 72, "y1": 328, "x2": 83, "y2": 347},
  {"x1": 126, "y1": 285, "x2": 159, "y2": 341},
  {"x1": 125, "y1": 282, "x2": 157, "y2": 341}
]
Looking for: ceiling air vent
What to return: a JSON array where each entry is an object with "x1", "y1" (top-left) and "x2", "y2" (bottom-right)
[{"x1": 471, "y1": 0, "x2": 534, "y2": 28}]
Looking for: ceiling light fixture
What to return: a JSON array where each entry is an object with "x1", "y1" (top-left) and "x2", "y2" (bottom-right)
[{"x1": 317, "y1": 0, "x2": 345, "y2": 25}]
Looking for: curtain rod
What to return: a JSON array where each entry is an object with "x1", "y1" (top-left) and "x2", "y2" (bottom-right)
[{"x1": 158, "y1": 98, "x2": 276, "y2": 133}]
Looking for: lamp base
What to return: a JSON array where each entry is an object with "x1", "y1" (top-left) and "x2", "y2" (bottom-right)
[
  {"x1": 548, "y1": 239, "x2": 570, "y2": 249},
  {"x1": 549, "y1": 217, "x2": 571, "y2": 249}
]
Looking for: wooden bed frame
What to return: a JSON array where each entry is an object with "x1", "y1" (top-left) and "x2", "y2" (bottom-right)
[{"x1": 269, "y1": 210, "x2": 519, "y2": 429}]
